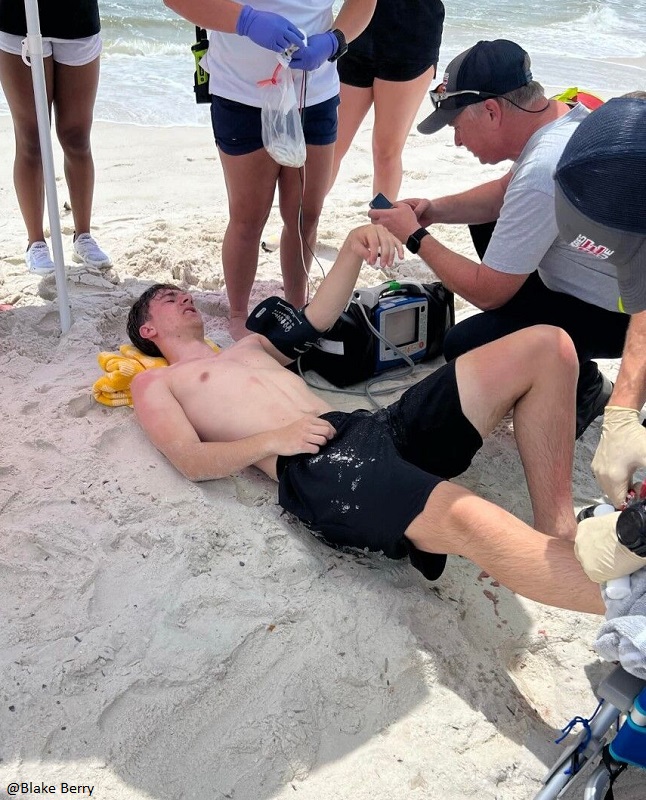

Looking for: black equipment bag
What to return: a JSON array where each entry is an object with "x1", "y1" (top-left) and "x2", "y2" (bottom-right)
[{"x1": 299, "y1": 282, "x2": 454, "y2": 388}]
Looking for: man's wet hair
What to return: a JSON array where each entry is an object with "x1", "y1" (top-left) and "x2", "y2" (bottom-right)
[{"x1": 127, "y1": 283, "x2": 180, "y2": 357}]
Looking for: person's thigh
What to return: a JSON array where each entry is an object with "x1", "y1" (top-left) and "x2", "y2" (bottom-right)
[
  {"x1": 444, "y1": 272, "x2": 628, "y2": 362},
  {"x1": 443, "y1": 307, "x2": 526, "y2": 361},
  {"x1": 53, "y1": 57, "x2": 100, "y2": 138},
  {"x1": 455, "y1": 325, "x2": 576, "y2": 439},
  {"x1": 371, "y1": 65, "x2": 436, "y2": 155},
  {"x1": 0, "y1": 49, "x2": 53, "y2": 138}
]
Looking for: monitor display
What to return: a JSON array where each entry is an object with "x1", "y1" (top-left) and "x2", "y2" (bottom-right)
[{"x1": 384, "y1": 307, "x2": 417, "y2": 347}]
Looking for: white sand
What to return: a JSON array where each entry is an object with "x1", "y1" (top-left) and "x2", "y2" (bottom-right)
[{"x1": 1, "y1": 109, "x2": 644, "y2": 800}]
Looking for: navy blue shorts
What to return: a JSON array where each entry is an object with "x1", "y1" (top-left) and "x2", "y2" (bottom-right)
[
  {"x1": 210, "y1": 94, "x2": 340, "y2": 156},
  {"x1": 276, "y1": 361, "x2": 483, "y2": 581}
]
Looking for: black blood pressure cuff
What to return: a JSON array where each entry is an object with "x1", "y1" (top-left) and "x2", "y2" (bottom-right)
[{"x1": 246, "y1": 297, "x2": 322, "y2": 359}]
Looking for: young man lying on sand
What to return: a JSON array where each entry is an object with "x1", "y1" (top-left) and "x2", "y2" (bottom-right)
[{"x1": 127, "y1": 223, "x2": 603, "y2": 615}]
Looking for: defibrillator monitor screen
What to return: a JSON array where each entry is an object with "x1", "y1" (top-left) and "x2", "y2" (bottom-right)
[{"x1": 384, "y1": 307, "x2": 417, "y2": 347}]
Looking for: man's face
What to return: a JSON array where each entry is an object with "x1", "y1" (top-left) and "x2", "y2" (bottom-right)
[
  {"x1": 144, "y1": 287, "x2": 204, "y2": 339},
  {"x1": 450, "y1": 102, "x2": 504, "y2": 165}
]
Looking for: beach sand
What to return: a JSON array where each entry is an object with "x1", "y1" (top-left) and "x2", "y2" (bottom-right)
[{"x1": 1, "y1": 109, "x2": 644, "y2": 800}]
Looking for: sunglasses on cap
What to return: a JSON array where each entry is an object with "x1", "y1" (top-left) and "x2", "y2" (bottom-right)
[{"x1": 428, "y1": 87, "x2": 499, "y2": 110}]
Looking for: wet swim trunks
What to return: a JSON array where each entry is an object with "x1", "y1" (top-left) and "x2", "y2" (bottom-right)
[{"x1": 276, "y1": 361, "x2": 482, "y2": 581}]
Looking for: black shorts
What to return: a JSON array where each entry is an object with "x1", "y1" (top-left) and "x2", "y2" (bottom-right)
[
  {"x1": 338, "y1": 0, "x2": 444, "y2": 87},
  {"x1": 338, "y1": 50, "x2": 436, "y2": 87},
  {"x1": 277, "y1": 362, "x2": 482, "y2": 581},
  {"x1": 210, "y1": 94, "x2": 340, "y2": 156}
]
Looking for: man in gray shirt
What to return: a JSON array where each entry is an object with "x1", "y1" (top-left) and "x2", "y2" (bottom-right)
[{"x1": 370, "y1": 39, "x2": 627, "y2": 438}]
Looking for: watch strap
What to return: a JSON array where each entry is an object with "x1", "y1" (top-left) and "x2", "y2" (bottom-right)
[
  {"x1": 327, "y1": 28, "x2": 348, "y2": 62},
  {"x1": 406, "y1": 227, "x2": 430, "y2": 254}
]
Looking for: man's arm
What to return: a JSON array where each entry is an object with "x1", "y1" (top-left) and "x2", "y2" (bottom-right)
[
  {"x1": 592, "y1": 311, "x2": 646, "y2": 506},
  {"x1": 404, "y1": 173, "x2": 512, "y2": 227},
  {"x1": 369, "y1": 202, "x2": 527, "y2": 309},
  {"x1": 305, "y1": 224, "x2": 402, "y2": 329},
  {"x1": 131, "y1": 370, "x2": 335, "y2": 481},
  {"x1": 250, "y1": 224, "x2": 403, "y2": 363}
]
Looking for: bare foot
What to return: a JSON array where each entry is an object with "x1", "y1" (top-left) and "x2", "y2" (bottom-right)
[
  {"x1": 0, "y1": 304, "x2": 13, "y2": 312},
  {"x1": 229, "y1": 314, "x2": 252, "y2": 341}
]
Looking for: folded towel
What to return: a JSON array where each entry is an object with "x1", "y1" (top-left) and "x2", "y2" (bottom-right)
[
  {"x1": 595, "y1": 567, "x2": 646, "y2": 679},
  {"x1": 93, "y1": 339, "x2": 221, "y2": 407}
]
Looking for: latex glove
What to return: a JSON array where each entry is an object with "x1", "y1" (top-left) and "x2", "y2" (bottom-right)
[
  {"x1": 236, "y1": 5, "x2": 304, "y2": 53},
  {"x1": 289, "y1": 32, "x2": 337, "y2": 71},
  {"x1": 575, "y1": 511, "x2": 646, "y2": 583},
  {"x1": 592, "y1": 406, "x2": 646, "y2": 507}
]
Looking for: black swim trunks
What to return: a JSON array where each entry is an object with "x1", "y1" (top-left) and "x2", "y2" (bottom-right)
[
  {"x1": 276, "y1": 361, "x2": 482, "y2": 581},
  {"x1": 338, "y1": 0, "x2": 445, "y2": 86}
]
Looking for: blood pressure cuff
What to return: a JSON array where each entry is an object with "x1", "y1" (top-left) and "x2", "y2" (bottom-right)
[{"x1": 246, "y1": 297, "x2": 322, "y2": 359}]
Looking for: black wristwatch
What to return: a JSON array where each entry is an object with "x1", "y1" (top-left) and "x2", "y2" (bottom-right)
[
  {"x1": 616, "y1": 501, "x2": 646, "y2": 557},
  {"x1": 406, "y1": 227, "x2": 430, "y2": 254},
  {"x1": 328, "y1": 28, "x2": 348, "y2": 62}
]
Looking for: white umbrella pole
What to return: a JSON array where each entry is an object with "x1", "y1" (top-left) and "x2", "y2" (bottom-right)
[{"x1": 24, "y1": 0, "x2": 72, "y2": 334}]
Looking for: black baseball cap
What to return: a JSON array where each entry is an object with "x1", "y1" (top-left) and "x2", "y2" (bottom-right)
[
  {"x1": 418, "y1": 39, "x2": 532, "y2": 135},
  {"x1": 554, "y1": 97, "x2": 646, "y2": 313}
]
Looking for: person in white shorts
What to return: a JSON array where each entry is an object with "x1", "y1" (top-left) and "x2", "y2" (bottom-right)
[{"x1": 0, "y1": 0, "x2": 111, "y2": 274}]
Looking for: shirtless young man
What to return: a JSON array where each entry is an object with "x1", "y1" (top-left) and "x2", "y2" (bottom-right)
[{"x1": 127, "y1": 223, "x2": 603, "y2": 615}]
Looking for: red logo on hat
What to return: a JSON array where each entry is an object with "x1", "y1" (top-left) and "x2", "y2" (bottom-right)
[{"x1": 570, "y1": 234, "x2": 615, "y2": 260}]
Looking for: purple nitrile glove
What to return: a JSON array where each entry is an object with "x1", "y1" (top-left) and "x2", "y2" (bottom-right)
[
  {"x1": 288, "y1": 31, "x2": 337, "y2": 71},
  {"x1": 236, "y1": 5, "x2": 304, "y2": 53}
]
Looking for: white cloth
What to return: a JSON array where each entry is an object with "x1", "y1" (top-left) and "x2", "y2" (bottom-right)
[
  {"x1": 595, "y1": 567, "x2": 646, "y2": 679},
  {"x1": 484, "y1": 104, "x2": 621, "y2": 313},
  {"x1": 204, "y1": 0, "x2": 338, "y2": 108}
]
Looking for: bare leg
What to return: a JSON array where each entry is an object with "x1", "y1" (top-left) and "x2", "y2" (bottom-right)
[
  {"x1": 456, "y1": 325, "x2": 578, "y2": 539},
  {"x1": 328, "y1": 83, "x2": 373, "y2": 194},
  {"x1": 0, "y1": 50, "x2": 54, "y2": 245},
  {"x1": 406, "y1": 481, "x2": 604, "y2": 614},
  {"x1": 370, "y1": 66, "x2": 436, "y2": 199},
  {"x1": 53, "y1": 57, "x2": 100, "y2": 236},
  {"x1": 218, "y1": 147, "x2": 281, "y2": 337},
  {"x1": 277, "y1": 142, "x2": 334, "y2": 309}
]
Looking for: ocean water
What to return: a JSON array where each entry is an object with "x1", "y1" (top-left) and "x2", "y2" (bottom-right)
[{"x1": 0, "y1": 0, "x2": 644, "y2": 126}]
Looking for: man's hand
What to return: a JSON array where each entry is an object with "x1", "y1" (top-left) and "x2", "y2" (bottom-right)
[
  {"x1": 368, "y1": 202, "x2": 421, "y2": 245},
  {"x1": 401, "y1": 198, "x2": 434, "y2": 228},
  {"x1": 289, "y1": 32, "x2": 337, "y2": 70},
  {"x1": 236, "y1": 5, "x2": 304, "y2": 52},
  {"x1": 575, "y1": 511, "x2": 646, "y2": 583},
  {"x1": 343, "y1": 224, "x2": 404, "y2": 268},
  {"x1": 592, "y1": 406, "x2": 646, "y2": 507},
  {"x1": 272, "y1": 415, "x2": 337, "y2": 456}
]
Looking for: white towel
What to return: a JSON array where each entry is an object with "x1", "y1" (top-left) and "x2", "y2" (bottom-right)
[{"x1": 595, "y1": 567, "x2": 646, "y2": 679}]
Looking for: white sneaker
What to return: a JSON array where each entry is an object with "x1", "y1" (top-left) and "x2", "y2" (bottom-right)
[
  {"x1": 26, "y1": 241, "x2": 55, "y2": 274},
  {"x1": 72, "y1": 233, "x2": 112, "y2": 269}
]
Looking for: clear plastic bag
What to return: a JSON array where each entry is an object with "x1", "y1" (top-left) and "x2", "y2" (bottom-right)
[{"x1": 258, "y1": 63, "x2": 306, "y2": 168}]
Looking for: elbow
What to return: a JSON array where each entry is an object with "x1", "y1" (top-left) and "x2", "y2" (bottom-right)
[{"x1": 478, "y1": 296, "x2": 504, "y2": 311}]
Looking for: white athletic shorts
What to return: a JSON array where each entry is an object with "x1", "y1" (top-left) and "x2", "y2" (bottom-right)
[{"x1": 0, "y1": 32, "x2": 102, "y2": 66}]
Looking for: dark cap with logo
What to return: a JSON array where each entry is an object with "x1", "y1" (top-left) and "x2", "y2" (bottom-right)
[
  {"x1": 554, "y1": 96, "x2": 646, "y2": 314},
  {"x1": 418, "y1": 39, "x2": 532, "y2": 135}
]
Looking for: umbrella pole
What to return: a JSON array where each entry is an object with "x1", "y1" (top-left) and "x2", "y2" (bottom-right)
[{"x1": 24, "y1": 0, "x2": 72, "y2": 334}]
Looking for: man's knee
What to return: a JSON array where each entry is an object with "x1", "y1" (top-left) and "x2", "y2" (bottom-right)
[{"x1": 524, "y1": 324, "x2": 578, "y2": 373}]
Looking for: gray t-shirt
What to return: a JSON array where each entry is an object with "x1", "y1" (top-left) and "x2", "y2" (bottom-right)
[{"x1": 484, "y1": 104, "x2": 621, "y2": 313}]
